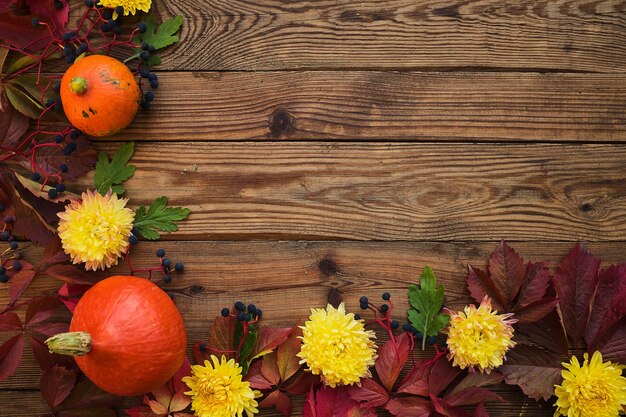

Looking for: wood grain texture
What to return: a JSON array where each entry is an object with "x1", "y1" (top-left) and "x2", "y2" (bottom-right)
[
  {"x1": 94, "y1": 72, "x2": 626, "y2": 142},
  {"x1": 1, "y1": 240, "x2": 625, "y2": 391},
  {"x1": 66, "y1": 141, "x2": 626, "y2": 241},
  {"x1": 113, "y1": 0, "x2": 626, "y2": 72}
]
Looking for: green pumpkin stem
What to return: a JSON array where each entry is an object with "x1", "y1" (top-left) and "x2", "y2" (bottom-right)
[
  {"x1": 69, "y1": 77, "x2": 88, "y2": 95},
  {"x1": 45, "y1": 331, "x2": 92, "y2": 356}
]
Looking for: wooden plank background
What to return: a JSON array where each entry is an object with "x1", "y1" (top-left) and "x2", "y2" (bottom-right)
[{"x1": 2, "y1": 0, "x2": 626, "y2": 415}]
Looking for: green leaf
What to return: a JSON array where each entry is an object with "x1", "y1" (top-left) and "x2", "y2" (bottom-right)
[
  {"x1": 8, "y1": 74, "x2": 53, "y2": 104},
  {"x1": 5, "y1": 50, "x2": 63, "y2": 75},
  {"x1": 142, "y1": 15, "x2": 183, "y2": 49},
  {"x1": 408, "y1": 266, "x2": 450, "y2": 350},
  {"x1": 93, "y1": 142, "x2": 136, "y2": 195},
  {"x1": 133, "y1": 196, "x2": 190, "y2": 240},
  {"x1": 4, "y1": 83, "x2": 43, "y2": 118}
]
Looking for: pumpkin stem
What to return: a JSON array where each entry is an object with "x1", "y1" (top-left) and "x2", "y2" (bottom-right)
[
  {"x1": 69, "y1": 77, "x2": 88, "y2": 95},
  {"x1": 45, "y1": 332, "x2": 92, "y2": 356}
]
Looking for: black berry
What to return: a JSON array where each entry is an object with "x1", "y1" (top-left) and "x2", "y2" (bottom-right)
[
  {"x1": 354, "y1": 313, "x2": 361, "y2": 320},
  {"x1": 0, "y1": 231, "x2": 10, "y2": 240},
  {"x1": 139, "y1": 51, "x2": 150, "y2": 61},
  {"x1": 115, "y1": 6, "x2": 124, "y2": 14},
  {"x1": 199, "y1": 342, "x2": 207, "y2": 351},
  {"x1": 221, "y1": 308, "x2": 230, "y2": 317},
  {"x1": 59, "y1": 164, "x2": 69, "y2": 173},
  {"x1": 150, "y1": 80, "x2": 159, "y2": 89},
  {"x1": 54, "y1": 0, "x2": 63, "y2": 9},
  {"x1": 144, "y1": 91, "x2": 154, "y2": 102},
  {"x1": 174, "y1": 262, "x2": 184, "y2": 272},
  {"x1": 12, "y1": 260, "x2": 22, "y2": 271},
  {"x1": 426, "y1": 335, "x2": 437, "y2": 345},
  {"x1": 163, "y1": 274, "x2": 172, "y2": 283},
  {"x1": 402, "y1": 323, "x2": 412, "y2": 332},
  {"x1": 0, "y1": 266, "x2": 6, "y2": 274},
  {"x1": 147, "y1": 45, "x2": 155, "y2": 53},
  {"x1": 9, "y1": 241, "x2": 18, "y2": 250},
  {"x1": 84, "y1": 0, "x2": 94, "y2": 6},
  {"x1": 31, "y1": 18, "x2": 40, "y2": 27},
  {"x1": 247, "y1": 304, "x2": 256, "y2": 313},
  {"x1": 0, "y1": 274, "x2": 8, "y2": 283},
  {"x1": 69, "y1": 130, "x2": 79, "y2": 140},
  {"x1": 234, "y1": 301, "x2": 246, "y2": 312},
  {"x1": 137, "y1": 22, "x2": 147, "y2": 33},
  {"x1": 360, "y1": 302, "x2": 369, "y2": 310},
  {"x1": 237, "y1": 312, "x2": 247, "y2": 321},
  {"x1": 162, "y1": 258, "x2": 171, "y2": 268},
  {"x1": 359, "y1": 296, "x2": 368, "y2": 305},
  {"x1": 141, "y1": 43, "x2": 149, "y2": 51},
  {"x1": 4, "y1": 216, "x2": 14, "y2": 224},
  {"x1": 54, "y1": 134, "x2": 64, "y2": 143},
  {"x1": 391, "y1": 321, "x2": 399, "y2": 329},
  {"x1": 56, "y1": 183, "x2": 66, "y2": 193},
  {"x1": 129, "y1": 235, "x2": 138, "y2": 244},
  {"x1": 255, "y1": 308, "x2": 263, "y2": 318},
  {"x1": 48, "y1": 188, "x2": 58, "y2": 198},
  {"x1": 148, "y1": 73, "x2": 158, "y2": 81},
  {"x1": 140, "y1": 68, "x2": 150, "y2": 78},
  {"x1": 382, "y1": 292, "x2": 390, "y2": 301},
  {"x1": 62, "y1": 32, "x2": 72, "y2": 42},
  {"x1": 156, "y1": 248, "x2": 166, "y2": 258},
  {"x1": 380, "y1": 304, "x2": 389, "y2": 313},
  {"x1": 31, "y1": 172, "x2": 42, "y2": 181}
]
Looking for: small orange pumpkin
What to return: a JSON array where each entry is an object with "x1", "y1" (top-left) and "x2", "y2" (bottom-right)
[{"x1": 60, "y1": 55, "x2": 141, "y2": 137}]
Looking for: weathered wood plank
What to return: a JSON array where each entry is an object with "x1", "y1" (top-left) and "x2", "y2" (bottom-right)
[
  {"x1": 89, "y1": 72, "x2": 626, "y2": 142},
  {"x1": 69, "y1": 142, "x2": 626, "y2": 241},
  {"x1": 1, "y1": 240, "x2": 624, "y2": 391},
  {"x1": 97, "y1": 0, "x2": 626, "y2": 72}
]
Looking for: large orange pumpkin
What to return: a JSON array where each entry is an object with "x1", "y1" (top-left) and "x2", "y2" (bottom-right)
[
  {"x1": 60, "y1": 55, "x2": 141, "y2": 137},
  {"x1": 46, "y1": 276, "x2": 187, "y2": 396}
]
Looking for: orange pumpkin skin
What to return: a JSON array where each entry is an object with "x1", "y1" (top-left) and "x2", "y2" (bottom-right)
[
  {"x1": 70, "y1": 276, "x2": 187, "y2": 396},
  {"x1": 60, "y1": 55, "x2": 141, "y2": 137}
]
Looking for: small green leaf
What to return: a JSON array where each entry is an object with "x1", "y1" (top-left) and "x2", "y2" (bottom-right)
[
  {"x1": 408, "y1": 266, "x2": 450, "y2": 350},
  {"x1": 8, "y1": 74, "x2": 53, "y2": 104},
  {"x1": 93, "y1": 142, "x2": 136, "y2": 195},
  {"x1": 5, "y1": 50, "x2": 62, "y2": 75},
  {"x1": 141, "y1": 15, "x2": 183, "y2": 49},
  {"x1": 4, "y1": 83, "x2": 43, "y2": 118},
  {"x1": 133, "y1": 196, "x2": 190, "y2": 240}
]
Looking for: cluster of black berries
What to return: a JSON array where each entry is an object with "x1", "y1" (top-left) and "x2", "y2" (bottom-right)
[
  {"x1": 401, "y1": 323, "x2": 438, "y2": 346},
  {"x1": 0, "y1": 213, "x2": 24, "y2": 283},
  {"x1": 154, "y1": 247, "x2": 184, "y2": 283},
  {"x1": 99, "y1": 8, "x2": 125, "y2": 35},
  {"x1": 138, "y1": 67, "x2": 158, "y2": 109},
  {"x1": 221, "y1": 301, "x2": 263, "y2": 322},
  {"x1": 60, "y1": 31, "x2": 89, "y2": 64},
  {"x1": 357, "y1": 293, "x2": 399, "y2": 327}
]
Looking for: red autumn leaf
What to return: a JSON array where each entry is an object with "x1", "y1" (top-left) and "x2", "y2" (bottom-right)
[
  {"x1": 304, "y1": 386, "x2": 375, "y2": 417},
  {"x1": 146, "y1": 397, "x2": 168, "y2": 415},
  {"x1": 31, "y1": 321, "x2": 69, "y2": 338},
  {"x1": 245, "y1": 359, "x2": 274, "y2": 390},
  {"x1": 261, "y1": 351, "x2": 281, "y2": 386},
  {"x1": 446, "y1": 371, "x2": 504, "y2": 397},
  {"x1": 499, "y1": 345, "x2": 562, "y2": 401},
  {"x1": 40, "y1": 365, "x2": 77, "y2": 408},
  {"x1": 0, "y1": 311, "x2": 22, "y2": 331},
  {"x1": 30, "y1": 336, "x2": 76, "y2": 371},
  {"x1": 595, "y1": 317, "x2": 626, "y2": 362},
  {"x1": 41, "y1": 235, "x2": 69, "y2": 267},
  {"x1": 553, "y1": 242, "x2": 600, "y2": 344},
  {"x1": 277, "y1": 323, "x2": 302, "y2": 381},
  {"x1": 515, "y1": 261, "x2": 552, "y2": 308},
  {"x1": 585, "y1": 264, "x2": 626, "y2": 349},
  {"x1": 516, "y1": 310, "x2": 568, "y2": 354},
  {"x1": 513, "y1": 297, "x2": 559, "y2": 323},
  {"x1": 375, "y1": 332, "x2": 410, "y2": 392},
  {"x1": 250, "y1": 325, "x2": 292, "y2": 361},
  {"x1": 466, "y1": 265, "x2": 504, "y2": 311},
  {"x1": 192, "y1": 340, "x2": 211, "y2": 364},
  {"x1": 430, "y1": 395, "x2": 470, "y2": 417},
  {"x1": 473, "y1": 402, "x2": 490, "y2": 417},
  {"x1": 260, "y1": 390, "x2": 292, "y2": 417},
  {"x1": 396, "y1": 358, "x2": 432, "y2": 396},
  {"x1": 57, "y1": 283, "x2": 91, "y2": 312},
  {"x1": 0, "y1": 333, "x2": 24, "y2": 381},
  {"x1": 8, "y1": 263, "x2": 36, "y2": 304},
  {"x1": 171, "y1": 356, "x2": 191, "y2": 394},
  {"x1": 11, "y1": 181, "x2": 57, "y2": 244},
  {"x1": 43, "y1": 263, "x2": 105, "y2": 285},
  {"x1": 487, "y1": 241, "x2": 525, "y2": 307},
  {"x1": 206, "y1": 316, "x2": 235, "y2": 360},
  {"x1": 169, "y1": 391, "x2": 191, "y2": 413},
  {"x1": 303, "y1": 386, "x2": 317, "y2": 417},
  {"x1": 348, "y1": 378, "x2": 389, "y2": 408},
  {"x1": 13, "y1": 173, "x2": 71, "y2": 224},
  {"x1": 283, "y1": 372, "x2": 319, "y2": 395},
  {"x1": 429, "y1": 356, "x2": 461, "y2": 397},
  {"x1": 0, "y1": 12, "x2": 48, "y2": 51},
  {"x1": 57, "y1": 379, "x2": 121, "y2": 410},
  {"x1": 123, "y1": 407, "x2": 154, "y2": 417},
  {"x1": 25, "y1": 137, "x2": 97, "y2": 180},
  {"x1": 384, "y1": 397, "x2": 432, "y2": 417},
  {"x1": 25, "y1": 295, "x2": 62, "y2": 327},
  {"x1": 148, "y1": 385, "x2": 171, "y2": 412},
  {"x1": 0, "y1": 91, "x2": 29, "y2": 148},
  {"x1": 27, "y1": 0, "x2": 69, "y2": 31},
  {"x1": 444, "y1": 387, "x2": 504, "y2": 407}
]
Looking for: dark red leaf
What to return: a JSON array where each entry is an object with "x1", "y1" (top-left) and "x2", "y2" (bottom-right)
[
  {"x1": 466, "y1": 265, "x2": 505, "y2": 312},
  {"x1": 245, "y1": 360, "x2": 274, "y2": 390},
  {"x1": 348, "y1": 378, "x2": 389, "y2": 408},
  {"x1": 11, "y1": 182, "x2": 57, "y2": 244},
  {"x1": 251, "y1": 325, "x2": 292, "y2": 361},
  {"x1": 25, "y1": 295, "x2": 61, "y2": 327},
  {"x1": 0, "y1": 311, "x2": 22, "y2": 331},
  {"x1": 192, "y1": 340, "x2": 211, "y2": 365},
  {"x1": 260, "y1": 390, "x2": 292, "y2": 417},
  {"x1": 206, "y1": 316, "x2": 235, "y2": 360},
  {"x1": 515, "y1": 261, "x2": 552, "y2": 308},
  {"x1": 27, "y1": 0, "x2": 69, "y2": 31},
  {"x1": 593, "y1": 316, "x2": 626, "y2": 362},
  {"x1": 396, "y1": 358, "x2": 432, "y2": 396},
  {"x1": 122, "y1": 407, "x2": 154, "y2": 417},
  {"x1": 0, "y1": 13, "x2": 49, "y2": 51},
  {"x1": 303, "y1": 386, "x2": 316, "y2": 417},
  {"x1": 58, "y1": 283, "x2": 91, "y2": 313},
  {"x1": 277, "y1": 323, "x2": 302, "y2": 381},
  {"x1": 40, "y1": 365, "x2": 77, "y2": 408},
  {"x1": 43, "y1": 264, "x2": 105, "y2": 285},
  {"x1": 487, "y1": 241, "x2": 525, "y2": 307},
  {"x1": 42, "y1": 235, "x2": 69, "y2": 266},
  {"x1": 585, "y1": 264, "x2": 626, "y2": 349},
  {"x1": 12, "y1": 173, "x2": 70, "y2": 224},
  {"x1": 30, "y1": 336, "x2": 76, "y2": 371},
  {"x1": 473, "y1": 402, "x2": 489, "y2": 417},
  {"x1": 0, "y1": 91, "x2": 29, "y2": 148},
  {"x1": 169, "y1": 391, "x2": 190, "y2": 413},
  {"x1": 375, "y1": 332, "x2": 410, "y2": 392},
  {"x1": 429, "y1": 356, "x2": 461, "y2": 397},
  {"x1": 444, "y1": 387, "x2": 504, "y2": 407},
  {"x1": 25, "y1": 137, "x2": 97, "y2": 180},
  {"x1": 516, "y1": 310, "x2": 568, "y2": 354},
  {"x1": 384, "y1": 397, "x2": 432, "y2": 417},
  {"x1": 31, "y1": 321, "x2": 69, "y2": 338},
  {"x1": 0, "y1": 333, "x2": 24, "y2": 381},
  {"x1": 8, "y1": 264, "x2": 36, "y2": 304},
  {"x1": 58, "y1": 380, "x2": 121, "y2": 410},
  {"x1": 553, "y1": 242, "x2": 600, "y2": 345},
  {"x1": 446, "y1": 371, "x2": 504, "y2": 398},
  {"x1": 304, "y1": 386, "x2": 375, "y2": 417},
  {"x1": 431, "y1": 395, "x2": 471, "y2": 417},
  {"x1": 514, "y1": 297, "x2": 559, "y2": 323},
  {"x1": 499, "y1": 345, "x2": 562, "y2": 400},
  {"x1": 171, "y1": 356, "x2": 191, "y2": 394},
  {"x1": 261, "y1": 351, "x2": 281, "y2": 386},
  {"x1": 283, "y1": 372, "x2": 319, "y2": 395}
]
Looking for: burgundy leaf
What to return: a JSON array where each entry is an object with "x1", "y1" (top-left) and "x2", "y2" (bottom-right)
[
  {"x1": 348, "y1": 378, "x2": 390, "y2": 408},
  {"x1": 145, "y1": 397, "x2": 167, "y2": 415},
  {"x1": 206, "y1": 316, "x2": 235, "y2": 360},
  {"x1": 466, "y1": 265, "x2": 505, "y2": 311},
  {"x1": 516, "y1": 310, "x2": 568, "y2": 354},
  {"x1": 260, "y1": 390, "x2": 292, "y2": 417},
  {"x1": 0, "y1": 333, "x2": 24, "y2": 381},
  {"x1": 487, "y1": 241, "x2": 525, "y2": 307},
  {"x1": 429, "y1": 356, "x2": 461, "y2": 397},
  {"x1": 260, "y1": 351, "x2": 281, "y2": 386},
  {"x1": 0, "y1": 91, "x2": 29, "y2": 148},
  {"x1": 304, "y1": 386, "x2": 375, "y2": 417},
  {"x1": 192, "y1": 340, "x2": 211, "y2": 365},
  {"x1": 42, "y1": 235, "x2": 69, "y2": 266},
  {"x1": 40, "y1": 365, "x2": 77, "y2": 408},
  {"x1": 515, "y1": 261, "x2": 552, "y2": 308},
  {"x1": 27, "y1": 0, "x2": 69, "y2": 31},
  {"x1": 25, "y1": 295, "x2": 62, "y2": 327},
  {"x1": 553, "y1": 243, "x2": 600, "y2": 345},
  {"x1": 8, "y1": 265, "x2": 37, "y2": 305},
  {"x1": 585, "y1": 264, "x2": 626, "y2": 349},
  {"x1": 303, "y1": 386, "x2": 316, "y2": 417},
  {"x1": 384, "y1": 397, "x2": 432, "y2": 417},
  {"x1": 26, "y1": 137, "x2": 97, "y2": 180},
  {"x1": 245, "y1": 360, "x2": 274, "y2": 390},
  {"x1": 12, "y1": 173, "x2": 70, "y2": 224},
  {"x1": 277, "y1": 323, "x2": 302, "y2": 381},
  {"x1": 593, "y1": 316, "x2": 626, "y2": 362},
  {"x1": 0, "y1": 311, "x2": 22, "y2": 331},
  {"x1": 11, "y1": 179, "x2": 57, "y2": 245},
  {"x1": 375, "y1": 332, "x2": 410, "y2": 392},
  {"x1": 514, "y1": 297, "x2": 559, "y2": 323},
  {"x1": 30, "y1": 336, "x2": 76, "y2": 371},
  {"x1": 444, "y1": 387, "x2": 504, "y2": 407},
  {"x1": 0, "y1": 13, "x2": 49, "y2": 51},
  {"x1": 430, "y1": 395, "x2": 471, "y2": 417},
  {"x1": 43, "y1": 263, "x2": 105, "y2": 285},
  {"x1": 171, "y1": 356, "x2": 191, "y2": 394},
  {"x1": 473, "y1": 402, "x2": 490, "y2": 417},
  {"x1": 58, "y1": 380, "x2": 121, "y2": 410},
  {"x1": 396, "y1": 358, "x2": 432, "y2": 396},
  {"x1": 446, "y1": 371, "x2": 504, "y2": 398},
  {"x1": 57, "y1": 283, "x2": 92, "y2": 313},
  {"x1": 283, "y1": 372, "x2": 319, "y2": 395},
  {"x1": 500, "y1": 345, "x2": 562, "y2": 401},
  {"x1": 251, "y1": 325, "x2": 292, "y2": 361},
  {"x1": 31, "y1": 321, "x2": 69, "y2": 338},
  {"x1": 123, "y1": 407, "x2": 154, "y2": 417}
]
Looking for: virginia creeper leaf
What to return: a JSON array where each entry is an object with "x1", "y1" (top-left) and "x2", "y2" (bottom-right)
[
  {"x1": 429, "y1": 356, "x2": 461, "y2": 397},
  {"x1": 515, "y1": 261, "x2": 552, "y2": 308},
  {"x1": 487, "y1": 241, "x2": 525, "y2": 307},
  {"x1": 8, "y1": 264, "x2": 37, "y2": 305},
  {"x1": 40, "y1": 365, "x2": 77, "y2": 408},
  {"x1": 594, "y1": 316, "x2": 626, "y2": 362},
  {"x1": 0, "y1": 333, "x2": 24, "y2": 381},
  {"x1": 408, "y1": 266, "x2": 450, "y2": 349},
  {"x1": 4, "y1": 82, "x2": 42, "y2": 118},
  {"x1": 260, "y1": 351, "x2": 281, "y2": 386},
  {"x1": 133, "y1": 196, "x2": 190, "y2": 240},
  {"x1": 499, "y1": 345, "x2": 562, "y2": 401},
  {"x1": 276, "y1": 324, "x2": 302, "y2": 381},
  {"x1": 259, "y1": 390, "x2": 291, "y2": 417},
  {"x1": 25, "y1": 295, "x2": 62, "y2": 327},
  {"x1": 430, "y1": 396, "x2": 470, "y2": 417},
  {"x1": 585, "y1": 264, "x2": 626, "y2": 350},
  {"x1": 444, "y1": 387, "x2": 504, "y2": 407},
  {"x1": 0, "y1": 312, "x2": 22, "y2": 331},
  {"x1": 384, "y1": 397, "x2": 432, "y2": 417},
  {"x1": 514, "y1": 297, "x2": 559, "y2": 323},
  {"x1": 348, "y1": 378, "x2": 390, "y2": 408},
  {"x1": 375, "y1": 332, "x2": 410, "y2": 392},
  {"x1": 94, "y1": 142, "x2": 136, "y2": 195},
  {"x1": 396, "y1": 358, "x2": 431, "y2": 396},
  {"x1": 466, "y1": 265, "x2": 505, "y2": 311},
  {"x1": 250, "y1": 325, "x2": 292, "y2": 361},
  {"x1": 446, "y1": 371, "x2": 504, "y2": 398},
  {"x1": 516, "y1": 310, "x2": 568, "y2": 354},
  {"x1": 244, "y1": 360, "x2": 274, "y2": 390},
  {"x1": 473, "y1": 402, "x2": 490, "y2": 417},
  {"x1": 282, "y1": 372, "x2": 319, "y2": 395}
]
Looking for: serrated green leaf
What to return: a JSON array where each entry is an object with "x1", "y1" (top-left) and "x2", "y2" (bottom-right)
[
  {"x1": 133, "y1": 196, "x2": 190, "y2": 240},
  {"x1": 408, "y1": 266, "x2": 450, "y2": 349},
  {"x1": 141, "y1": 15, "x2": 183, "y2": 50},
  {"x1": 93, "y1": 142, "x2": 136, "y2": 195}
]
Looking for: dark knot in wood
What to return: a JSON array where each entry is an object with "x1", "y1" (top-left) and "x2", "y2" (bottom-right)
[
  {"x1": 318, "y1": 256, "x2": 338, "y2": 277},
  {"x1": 327, "y1": 287, "x2": 343, "y2": 308},
  {"x1": 269, "y1": 108, "x2": 295, "y2": 138}
]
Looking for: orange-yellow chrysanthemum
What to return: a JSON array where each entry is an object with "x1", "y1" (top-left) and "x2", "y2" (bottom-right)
[
  {"x1": 98, "y1": 0, "x2": 151, "y2": 19},
  {"x1": 183, "y1": 355, "x2": 261, "y2": 417},
  {"x1": 445, "y1": 296, "x2": 516, "y2": 373},
  {"x1": 554, "y1": 351, "x2": 626, "y2": 417},
  {"x1": 58, "y1": 190, "x2": 134, "y2": 271},
  {"x1": 298, "y1": 303, "x2": 377, "y2": 387}
]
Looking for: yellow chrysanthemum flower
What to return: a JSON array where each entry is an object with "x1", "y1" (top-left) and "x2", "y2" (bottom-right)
[
  {"x1": 58, "y1": 190, "x2": 134, "y2": 271},
  {"x1": 298, "y1": 303, "x2": 377, "y2": 387},
  {"x1": 98, "y1": 0, "x2": 151, "y2": 19},
  {"x1": 183, "y1": 355, "x2": 261, "y2": 417},
  {"x1": 445, "y1": 296, "x2": 516, "y2": 373},
  {"x1": 554, "y1": 351, "x2": 626, "y2": 417}
]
